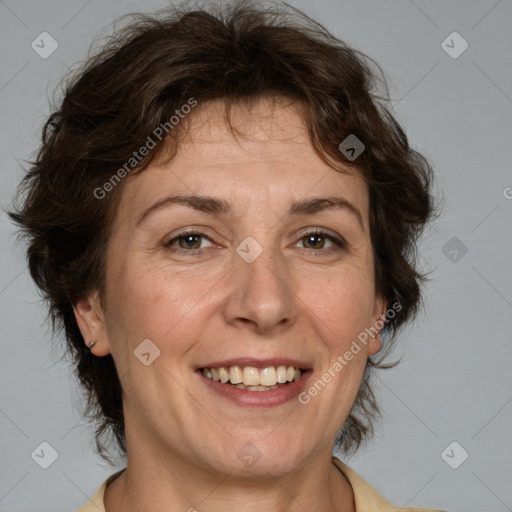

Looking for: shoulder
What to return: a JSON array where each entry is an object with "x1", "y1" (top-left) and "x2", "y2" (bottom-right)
[
  {"x1": 333, "y1": 457, "x2": 447, "y2": 512},
  {"x1": 76, "y1": 468, "x2": 125, "y2": 512}
]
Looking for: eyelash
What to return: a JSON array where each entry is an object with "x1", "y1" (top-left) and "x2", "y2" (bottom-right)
[{"x1": 162, "y1": 229, "x2": 346, "y2": 255}]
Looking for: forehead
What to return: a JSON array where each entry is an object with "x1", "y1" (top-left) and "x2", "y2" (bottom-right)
[
  {"x1": 118, "y1": 97, "x2": 369, "y2": 223},
  {"x1": 176, "y1": 97, "x2": 311, "y2": 158}
]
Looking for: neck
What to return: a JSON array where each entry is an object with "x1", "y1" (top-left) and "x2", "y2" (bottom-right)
[{"x1": 104, "y1": 447, "x2": 355, "y2": 512}]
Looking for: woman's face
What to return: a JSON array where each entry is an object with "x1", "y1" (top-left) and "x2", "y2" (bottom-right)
[{"x1": 76, "y1": 97, "x2": 385, "y2": 476}]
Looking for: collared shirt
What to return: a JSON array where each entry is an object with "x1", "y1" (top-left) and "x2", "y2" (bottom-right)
[{"x1": 77, "y1": 457, "x2": 446, "y2": 511}]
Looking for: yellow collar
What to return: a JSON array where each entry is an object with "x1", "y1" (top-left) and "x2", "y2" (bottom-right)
[{"x1": 77, "y1": 458, "x2": 443, "y2": 512}]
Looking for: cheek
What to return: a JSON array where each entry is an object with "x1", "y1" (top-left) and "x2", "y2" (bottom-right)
[
  {"x1": 106, "y1": 258, "x2": 214, "y2": 355},
  {"x1": 307, "y1": 267, "x2": 376, "y2": 345}
]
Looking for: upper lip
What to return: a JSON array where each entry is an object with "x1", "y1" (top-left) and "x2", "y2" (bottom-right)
[{"x1": 197, "y1": 357, "x2": 312, "y2": 370}]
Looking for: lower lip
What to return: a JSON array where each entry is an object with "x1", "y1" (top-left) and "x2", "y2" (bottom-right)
[{"x1": 197, "y1": 370, "x2": 312, "y2": 407}]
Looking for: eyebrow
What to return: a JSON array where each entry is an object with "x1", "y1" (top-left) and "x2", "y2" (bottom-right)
[
  {"x1": 136, "y1": 195, "x2": 231, "y2": 227},
  {"x1": 136, "y1": 194, "x2": 365, "y2": 230},
  {"x1": 288, "y1": 196, "x2": 364, "y2": 230}
]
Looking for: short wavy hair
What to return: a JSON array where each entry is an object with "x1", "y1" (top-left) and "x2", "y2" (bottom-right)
[{"x1": 7, "y1": 0, "x2": 435, "y2": 463}]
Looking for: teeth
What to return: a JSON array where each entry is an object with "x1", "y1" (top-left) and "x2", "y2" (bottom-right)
[
  {"x1": 229, "y1": 366, "x2": 243, "y2": 384},
  {"x1": 202, "y1": 365, "x2": 303, "y2": 389},
  {"x1": 243, "y1": 366, "x2": 260, "y2": 386},
  {"x1": 218, "y1": 366, "x2": 230, "y2": 383},
  {"x1": 238, "y1": 384, "x2": 279, "y2": 391},
  {"x1": 276, "y1": 366, "x2": 287, "y2": 383},
  {"x1": 259, "y1": 367, "x2": 277, "y2": 386}
]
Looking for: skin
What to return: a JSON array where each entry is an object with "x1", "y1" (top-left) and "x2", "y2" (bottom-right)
[{"x1": 74, "y1": 96, "x2": 386, "y2": 512}]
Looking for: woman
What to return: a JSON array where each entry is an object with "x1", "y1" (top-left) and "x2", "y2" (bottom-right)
[{"x1": 8, "y1": 1, "x2": 444, "y2": 510}]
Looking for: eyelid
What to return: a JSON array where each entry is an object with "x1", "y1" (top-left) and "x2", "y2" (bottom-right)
[
  {"x1": 295, "y1": 227, "x2": 343, "y2": 240},
  {"x1": 162, "y1": 228, "x2": 217, "y2": 251},
  {"x1": 293, "y1": 228, "x2": 347, "y2": 250},
  {"x1": 163, "y1": 227, "x2": 347, "y2": 254}
]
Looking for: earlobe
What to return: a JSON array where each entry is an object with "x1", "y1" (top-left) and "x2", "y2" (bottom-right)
[
  {"x1": 368, "y1": 297, "x2": 387, "y2": 356},
  {"x1": 367, "y1": 331, "x2": 382, "y2": 356},
  {"x1": 72, "y1": 291, "x2": 111, "y2": 356}
]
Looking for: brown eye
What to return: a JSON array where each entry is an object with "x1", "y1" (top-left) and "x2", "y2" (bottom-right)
[
  {"x1": 295, "y1": 230, "x2": 345, "y2": 251},
  {"x1": 178, "y1": 234, "x2": 202, "y2": 249},
  {"x1": 163, "y1": 232, "x2": 214, "y2": 252},
  {"x1": 302, "y1": 234, "x2": 328, "y2": 249}
]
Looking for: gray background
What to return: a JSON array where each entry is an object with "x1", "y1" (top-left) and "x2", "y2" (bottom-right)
[{"x1": 1, "y1": 0, "x2": 511, "y2": 511}]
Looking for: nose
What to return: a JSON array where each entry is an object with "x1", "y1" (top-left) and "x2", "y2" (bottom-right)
[{"x1": 223, "y1": 244, "x2": 298, "y2": 335}]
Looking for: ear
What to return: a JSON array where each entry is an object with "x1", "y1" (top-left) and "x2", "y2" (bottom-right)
[
  {"x1": 367, "y1": 295, "x2": 387, "y2": 356},
  {"x1": 72, "y1": 290, "x2": 112, "y2": 356}
]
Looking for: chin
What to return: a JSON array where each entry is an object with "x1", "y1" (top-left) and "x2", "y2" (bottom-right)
[{"x1": 209, "y1": 433, "x2": 316, "y2": 478}]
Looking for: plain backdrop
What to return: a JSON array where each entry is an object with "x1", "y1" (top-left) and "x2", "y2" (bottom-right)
[{"x1": 1, "y1": 1, "x2": 511, "y2": 511}]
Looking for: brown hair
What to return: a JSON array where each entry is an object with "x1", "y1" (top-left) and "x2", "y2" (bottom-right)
[{"x1": 6, "y1": 0, "x2": 435, "y2": 463}]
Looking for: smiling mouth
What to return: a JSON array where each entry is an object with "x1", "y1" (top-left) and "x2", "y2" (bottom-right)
[{"x1": 200, "y1": 365, "x2": 304, "y2": 391}]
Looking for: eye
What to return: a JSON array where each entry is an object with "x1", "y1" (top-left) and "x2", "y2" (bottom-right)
[
  {"x1": 163, "y1": 231, "x2": 214, "y2": 253},
  {"x1": 295, "y1": 230, "x2": 346, "y2": 252},
  {"x1": 162, "y1": 229, "x2": 346, "y2": 256}
]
